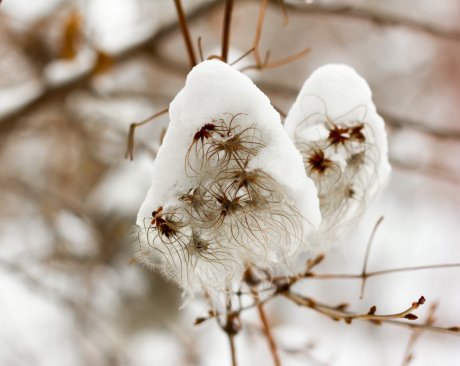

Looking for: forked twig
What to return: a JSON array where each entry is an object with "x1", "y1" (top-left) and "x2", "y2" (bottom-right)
[
  {"x1": 241, "y1": 0, "x2": 310, "y2": 72},
  {"x1": 125, "y1": 107, "x2": 168, "y2": 160}
]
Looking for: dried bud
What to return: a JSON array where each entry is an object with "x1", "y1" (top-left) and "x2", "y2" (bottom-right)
[
  {"x1": 335, "y1": 303, "x2": 349, "y2": 311},
  {"x1": 404, "y1": 314, "x2": 418, "y2": 320},
  {"x1": 368, "y1": 305, "x2": 377, "y2": 315},
  {"x1": 306, "y1": 253, "x2": 325, "y2": 270},
  {"x1": 244, "y1": 267, "x2": 263, "y2": 287},
  {"x1": 224, "y1": 314, "x2": 242, "y2": 336},
  {"x1": 418, "y1": 296, "x2": 426, "y2": 305}
]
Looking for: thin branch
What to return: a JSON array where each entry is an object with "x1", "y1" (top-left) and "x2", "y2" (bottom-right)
[
  {"x1": 360, "y1": 216, "x2": 384, "y2": 298},
  {"x1": 229, "y1": 47, "x2": 255, "y2": 66},
  {"x1": 382, "y1": 112, "x2": 460, "y2": 141},
  {"x1": 258, "y1": 81, "x2": 460, "y2": 144},
  {"x1": 252, "y1": 289, "x2": 282, "y2": 366},
  {"x1": 125, "y1": 107, "x2": 169, "y2": 160},
  {"x1": 173, "y1": 0, "x2": 197, "y2": 68},
  {"x1": 284, "y1": 292, "x2": 427, "y2": 324},
  {"x1": 277, "y1": 0, "x2": 288, "y2": 26},
  {"x1": 197, "y1": 36, "x2": 204, "y2": 62},
  {"x1": 252, "y1": 0, "x2": 268, "y2": 67},
  {"x1": 305, "y1": 263, "x2": 460, "y2": 281},
  {"x1": 244, "y1": 0, "x2": 310, "y2": 71},
  {"x1": 283, "y1": 291, "x2": 460, "y2": 335},
  {"x1": 284, "y1": 2, "x2": 460, "y2": 43},
  {"x1": 216, "y1": 292, "x2": 241, "y2": 366},
  {"x1": 228, "y1": 331, "x2": 238, "y2": 366},
  {"x1": 221, "y1": 0, "x2": 234, "y2": 63}
]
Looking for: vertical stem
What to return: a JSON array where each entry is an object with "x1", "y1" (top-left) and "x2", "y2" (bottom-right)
[
  {"x1": 224, "y1": 291, "x2": 239, "y2": 366},
  {"x1": 228, "y1": 333, "x2": 238, "y2": 366},
  {"x1": 253, "y1": 290, "x2": 282, "y2": 366},
  {"x1": 221, "y1": 0, "x2": 234, "y2": 62},
  {"x1": 253, "y1": 0, "x2": 269, "y2": 66},
  {"x1": 173, "y1": 0, "x2": 197, "y2": 68}
]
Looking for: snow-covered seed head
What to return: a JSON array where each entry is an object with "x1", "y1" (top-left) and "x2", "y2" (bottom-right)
[
  {"x1": 285, "y1": 64, "x2": 390, "y2": 244},
  {"x1": 136, "y1": 60, "x2": 320, "y2": 299}
]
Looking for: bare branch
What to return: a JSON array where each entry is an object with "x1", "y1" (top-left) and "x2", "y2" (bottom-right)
[
  {"x1": 173, "y1": 0, "x2": 197, "y2": 68},
  {"x1": 360, "y1": 216, "x2": 384, "y2": 299},
  {"x1": 252, "y1": 288, "x2": 282, "y2": 366},
  {"x1": 125, "y1": 107, "x2": 169, "y2": 160},
  {"x1": 243, "y1": 0, "x2": 310, "y2": 71},
  {"x1": 284, "y1": 2, "x2": 460, "y2": 42},
  {"x1": 221, "y1": 0, "x2": 234, "y2": 63}
]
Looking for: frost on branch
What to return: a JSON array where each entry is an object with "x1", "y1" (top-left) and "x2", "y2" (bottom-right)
[
  {"x1": 136, "y1": 60, "x2": 320, "y2": 298},
  {"x1": 284, "y1": 64, "x2": 391, "y2": 244}
]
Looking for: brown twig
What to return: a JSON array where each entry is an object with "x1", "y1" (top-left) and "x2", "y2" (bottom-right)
[
  {"x1": 229, "y1": 47, "x2": 255, "y2": 66},
  {"x1": 243, "y1": 0, "x2": 310, "y2": 72},
  {"x1": 252, "y1": 289, "x2": 282, "y2": 366},
  {"x1": 301, "y1": 262, "x2": 460, "y2": 281},
  {"x1": 228, "y1": 332, "x2": 238, "y2": 366},
  {"x1": 197, "y1": 36, "x2": 204, "y2": 62},
  {"x1": 284, "y1": 2, "x2": 460, "y2": 43},
  {"x1": 221, "y1": 0, "x2": 234, "y2": 63},
  {"x1": 220, "y1": 293, "x2": 241, "y2": 366},
  {"x1": 125, "y1": 107, "x2": 169, "y2": 160},
  {"x1": 277, "y1": 0, "x2": 288, "y2": 26},
  {"x1": 284, "y1": 292, "x2": 426, "y2": 324},
  {"x1": 173, "y1": 0, "x2": 197, "y2": 68},
  {"x1": 359, "y1": 216, "x2": 384, "y2": 298}
]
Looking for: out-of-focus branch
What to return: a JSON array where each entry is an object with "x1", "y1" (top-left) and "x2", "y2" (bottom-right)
[
  {"x1": 0, "y1": 0, "x2": 223, "y2": 128},
  {"x1": 401, "y1": 303, "x2": 437, "y2": 366},
  {"x1": 125, "y1": 107, "x2": 169, "y2": 160},
  {"x1": 196, "y1": 251, "x2": 460, "y2": 337},
  {"x1": 173, "y1": 0, "x2": 197, "y2": 68},
  {"x1": 382, "y1": 112, "x2": 460, "y2": 141},
  {"x1": 241, "y1": 0, "x2": 310, "y2": 71},
  {"x1": 252, "y1": 289, "x2": 282, "y2": 366},
  {"x1": 221, "y1": 0, "x2": 234, "y2": 63},
  {"x1": 284, "y1": 2, "x2": 460, "y2": 43}
]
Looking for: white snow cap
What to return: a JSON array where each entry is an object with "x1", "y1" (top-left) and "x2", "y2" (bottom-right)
[
  {"x1": 285, "y1": 64, "x2": 390, "y2": 244},
  {"x1": 136, "y1": 60, "x2": 320, "y2": 297}
]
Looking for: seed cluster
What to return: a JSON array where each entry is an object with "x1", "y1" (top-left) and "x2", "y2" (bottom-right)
[
  {"x1": 295, "y1": 111, "x2": 380, "y2": 238},
  {"x1": 139, "y1": 113, "x2": 304, "y2": 293}
]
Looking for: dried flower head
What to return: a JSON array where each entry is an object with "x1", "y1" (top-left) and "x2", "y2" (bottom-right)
[
  {"x1": 285, "y1": 64, "x2": 391, "y2": 244},
  {"x1": 136, "y1": 60, "x2": 320, "y2": 300}
]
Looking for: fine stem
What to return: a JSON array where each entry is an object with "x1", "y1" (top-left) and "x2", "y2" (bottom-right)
[
  {"x1": 221, "y1": 0, "x2": 234, "y2": 62},
  {"x1": 173, "y1": 0, "x2": 197, "y2": 68},
  {"x1": 253, "y1": 290, "x2": 282, "y2": 366}
]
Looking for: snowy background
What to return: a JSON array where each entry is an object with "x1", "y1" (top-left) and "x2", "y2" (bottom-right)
[{"x1": 0, "y1": 0, "x2": 459, "y2": 365}]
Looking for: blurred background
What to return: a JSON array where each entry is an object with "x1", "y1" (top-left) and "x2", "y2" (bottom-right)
[{"x1": 0, "y1": 0, "x2": 459, "y2": 365}]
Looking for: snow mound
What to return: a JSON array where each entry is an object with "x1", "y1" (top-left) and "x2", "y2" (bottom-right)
[
  {"x1": 284, "y1": 64, "x2": 390, "y2": 245},
  {"x1": 136, "y1": 60, "x2": 320, "y2": 297}
]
